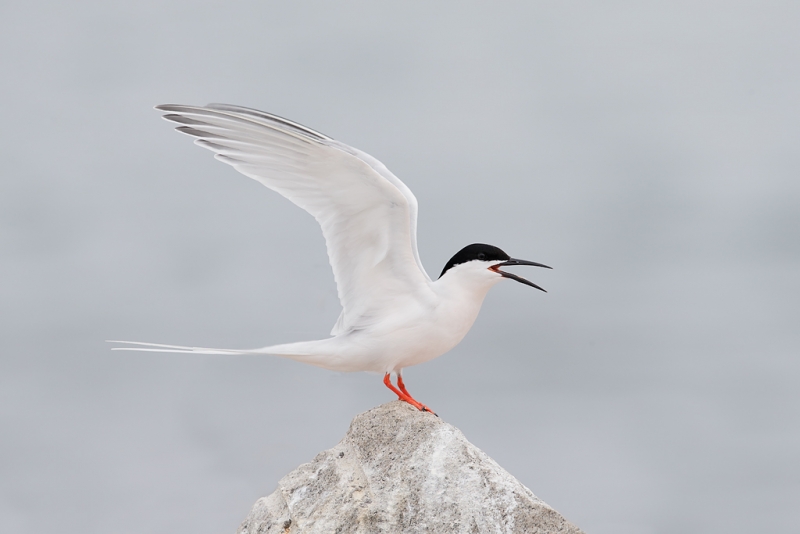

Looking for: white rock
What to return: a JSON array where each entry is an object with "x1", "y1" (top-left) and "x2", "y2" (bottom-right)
[{"x1": 237, "y1": 401, "x2": 584, "y2": 533}]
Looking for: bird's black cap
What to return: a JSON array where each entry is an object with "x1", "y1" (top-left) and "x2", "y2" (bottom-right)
[{"x1": 439, "y1": 244, "x2": 510, "y2": 278}]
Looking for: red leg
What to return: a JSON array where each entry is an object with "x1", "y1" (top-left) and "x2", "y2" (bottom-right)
[
  {"x1": 384, "y1": 373, "x2": 424, "y2": 410},
  {"x1": 396, "y1": 373, "x2": 412, "y2": 397},
  {"x1": 390, "y1": 373, "x2": 438, "y2": 417}
]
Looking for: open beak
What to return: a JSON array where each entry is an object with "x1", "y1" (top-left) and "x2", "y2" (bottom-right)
[{"x1": 489, "y1": 258, "x2": 552, "y2": 292}]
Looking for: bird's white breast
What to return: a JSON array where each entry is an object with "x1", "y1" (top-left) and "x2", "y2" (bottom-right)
[{"x1": 334, "y1": 267, "x2": 500, "y2": 373}]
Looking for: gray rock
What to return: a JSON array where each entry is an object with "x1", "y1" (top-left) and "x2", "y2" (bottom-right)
[{"x1": 237, "y1": 401, "x2": 584, "y2": 534}]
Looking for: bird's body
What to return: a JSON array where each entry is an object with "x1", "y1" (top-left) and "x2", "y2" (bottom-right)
[
  {"x1": 283, "y1": 266, "x2": 497, "y2": 374},
  {"x1": 112, "y1": 104, "x2": 550, "y2": 412}
]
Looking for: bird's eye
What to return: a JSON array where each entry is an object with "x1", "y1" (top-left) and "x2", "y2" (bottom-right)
[{"x1": 477, "y1": 253, "x2": 486, "y2": 260}]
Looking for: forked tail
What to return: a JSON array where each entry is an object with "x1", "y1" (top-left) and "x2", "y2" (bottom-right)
[
  {"x1": 109, "y1": 340, "x2": 255, "y2": 355},
  {"x1": 107, "y1": 339, "x2": 341, "y2": 369}
]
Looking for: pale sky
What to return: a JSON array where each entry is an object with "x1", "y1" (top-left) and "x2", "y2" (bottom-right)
[{"x1": 2, "y1": 2, "x2": 799, "y2": 533}]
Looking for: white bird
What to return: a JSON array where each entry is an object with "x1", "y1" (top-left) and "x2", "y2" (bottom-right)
[{"x1": 111, "y1": 103, "x2": 550, "y2": 413}]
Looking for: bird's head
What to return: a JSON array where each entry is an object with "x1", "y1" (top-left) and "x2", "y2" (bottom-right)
[{"x1": 438, "y1": 243, "x2": 551, "y2": 292}]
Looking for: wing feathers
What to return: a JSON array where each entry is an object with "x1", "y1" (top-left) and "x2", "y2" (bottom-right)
[
  {"x1": 206, "y1": 103, "x2": 332, "y2": 141},
  {"x1": 158, "y1": 104, "x2": 319, "y2": 145},
  {"x1": 156, "y1": 103, "x2": 433, "y2": 333}
]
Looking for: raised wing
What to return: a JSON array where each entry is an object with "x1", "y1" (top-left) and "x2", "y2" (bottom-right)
[{"x1": 156, "y1": 104, "x2": 433, "y2": 334}]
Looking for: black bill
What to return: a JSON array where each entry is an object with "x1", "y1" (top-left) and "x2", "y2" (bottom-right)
[{"x1": 490, "y1": 258, "x2": 552, "y2": 292}]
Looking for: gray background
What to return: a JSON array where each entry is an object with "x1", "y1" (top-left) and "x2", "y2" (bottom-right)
[{"x1": 2, "y1": 2, "x2": 798, "y2": 533}]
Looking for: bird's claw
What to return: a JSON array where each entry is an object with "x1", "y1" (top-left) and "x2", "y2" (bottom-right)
[
  {"x1": 418, "y1": 403, "x2": 438, "y2": 416},
  {"x1": 385, "y1": 373, "x2": 437, "y2": 416},
  {"x1": 422, "y1": 407, "x2": 439, "y2": 417},
  {"x1": 401, "y1": 397, "x2": 437, "y2": 416}
]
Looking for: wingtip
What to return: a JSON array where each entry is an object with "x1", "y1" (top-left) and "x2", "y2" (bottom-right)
[{"x1": 155, "y1": 104, "x2": 199, "y2": 114}]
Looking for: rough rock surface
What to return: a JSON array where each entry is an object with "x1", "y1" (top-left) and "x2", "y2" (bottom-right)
[{"x1": 237, "y1": 402, "x2": 584, "y2": 534}]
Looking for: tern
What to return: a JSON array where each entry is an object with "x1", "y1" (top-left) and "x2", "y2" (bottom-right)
[{"x1": 112, "y1": 103, "x2": 551, "y2": 413}]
